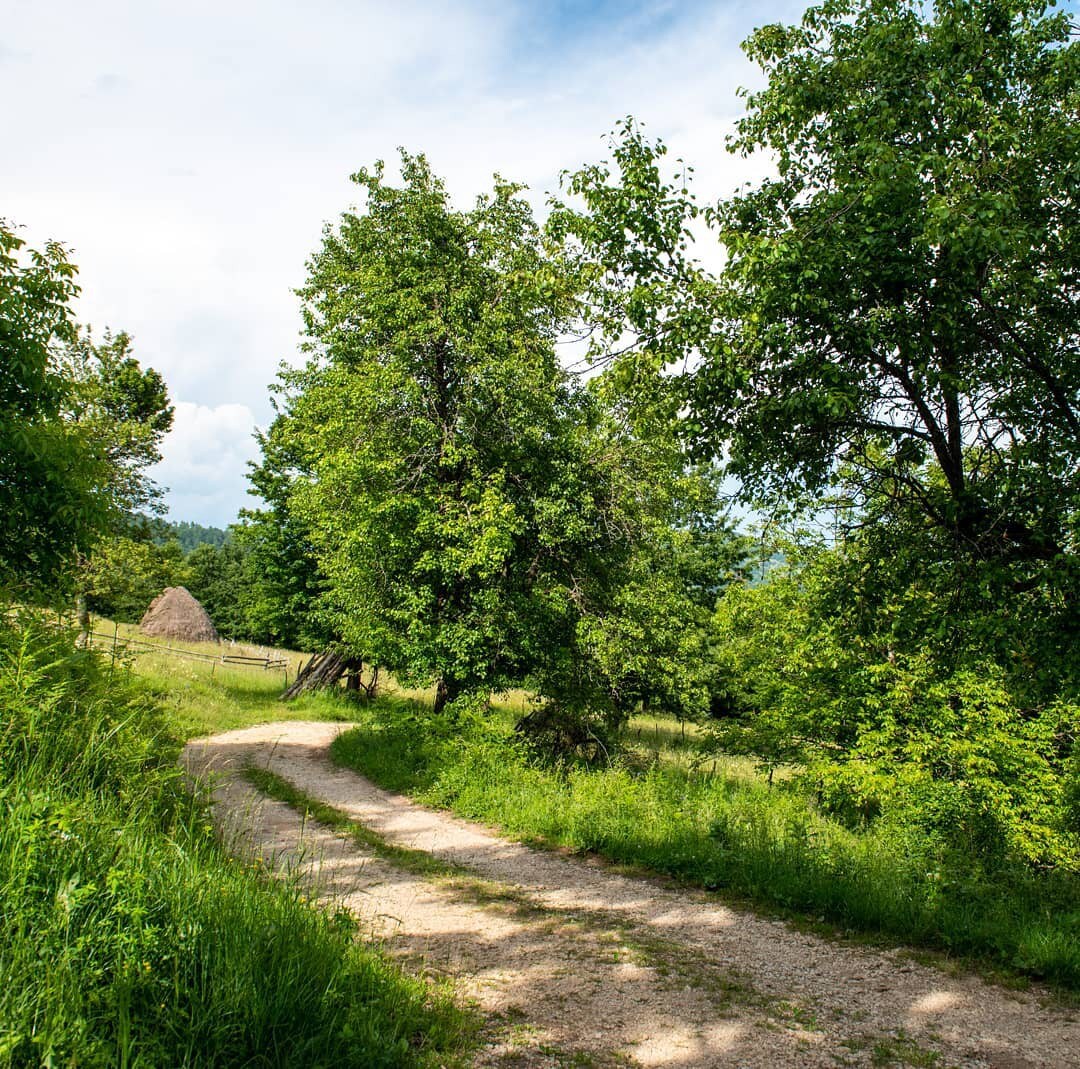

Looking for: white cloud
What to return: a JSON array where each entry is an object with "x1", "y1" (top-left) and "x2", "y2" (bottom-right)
[
  {"x1": 151, "y1": 402, "x2": 259, "y2": 526},
  {"x1": 2, "y1": 0, "x2": 804, "y2": 524}
]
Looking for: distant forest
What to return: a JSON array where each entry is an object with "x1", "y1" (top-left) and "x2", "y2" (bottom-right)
[{"x1": 150, "y1": 519, "x2": 230, "y2": 553}]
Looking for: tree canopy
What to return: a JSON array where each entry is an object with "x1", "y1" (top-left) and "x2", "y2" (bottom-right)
[
  {"x1": 557, "y1": 0, "x2": 1079, "y2": 572},
  {"x1": 1, "y1": 221, "x2": 174, "y2": 599},
  {"x1": 250, "y1": 154, "x2": 731, "y2": 719},
  {"x1": 152, "y1": 520, "x2": 230, "y2": 553},
  {"x1": 0, "y1": 221, "x2": 94, "y2": 590},
  {"x1": 62, "y1": 327, "x2": 174, "y2": 522},
  {"x1": 549, "y1": 0, "x2": 1079, "y2": 851}
]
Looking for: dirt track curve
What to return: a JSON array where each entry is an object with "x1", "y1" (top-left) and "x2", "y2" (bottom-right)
[{"x1": 182, "y1": 722, "x2": 1079, "y2": 1069}]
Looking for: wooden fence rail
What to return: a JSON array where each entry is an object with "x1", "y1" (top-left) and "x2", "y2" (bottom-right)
[{"x1": 88, "y1": 628, "x2": 293, "y2": 680}]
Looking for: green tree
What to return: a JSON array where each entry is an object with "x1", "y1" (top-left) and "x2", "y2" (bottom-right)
[
  {"x1": 238, "y1": 411, "x2": 335, "y2": 652},
  {"x1": 150, "y1": 519, "x2": 230, "y2": 553},
  {"x1": 553, "y1": 0, "x2": 1079, "y2": 847},
  {"x1": 556, "y1": 427, "x2": 749, "y2": 727},
  {"x1": 62, "y1": 328, "x2": 174, "y2": 637},
  {"x1": 709, "y1": 530, "x2": 1079, "y2": 867},
  {"x1": 1, "y1": 224, "x2": 173, "y2": 606},
  {"x1": 262, "y1": 154, "x2": 715, "y2": 721},
  {"x1": 184, "y1": 541, "x2": 250, "y2": 639},
  {"x1": 0, "y1": 221, "x2": 102, "y2": 592},
  {"x1": 85, "y1": 536, "x2": 187, "y2": 622},
  {"x1": 557, "y1": 0, "x2": 1079, "y2": 571},
  {"x1": 61, "y1": 327, "x2": 173, "y2": 519}
]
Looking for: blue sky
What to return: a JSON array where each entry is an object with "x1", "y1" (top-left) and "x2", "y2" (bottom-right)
[{"x1": 2, "y1": 0, "x2": 802, "y2": 526}]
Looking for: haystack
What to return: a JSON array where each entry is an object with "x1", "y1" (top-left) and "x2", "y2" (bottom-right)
[{"x1": 139, "y1": 586, "x2": 219, "y2": 643}]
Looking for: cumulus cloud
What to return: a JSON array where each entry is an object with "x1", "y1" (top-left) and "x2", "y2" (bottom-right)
[{"x1": 151, "y1": 402, "x2": 259, "y2": 527}]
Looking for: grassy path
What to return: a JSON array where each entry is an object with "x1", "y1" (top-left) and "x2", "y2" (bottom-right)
[{"x1": 183, "y1": 721, "x2": 1080, "y2": 1069}]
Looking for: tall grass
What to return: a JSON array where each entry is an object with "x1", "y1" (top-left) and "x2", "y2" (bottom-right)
[
  {"x1": 85, "y1": 617, "x2": 347, "y2": 738},
  {"x1": 332, "y1": 702, "x2": 1080, "y2": 990},
  {"x1": 89, "y1": 615, "x2": 437, "y2": 738},
  {"x1": 0, "y1": 614, "x2": 472, "y2": 1067}
]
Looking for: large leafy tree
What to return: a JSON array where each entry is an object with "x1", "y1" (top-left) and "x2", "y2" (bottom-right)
[
  {"x1": 239, "y1": 407, "x2": 344, "y2": 652},
  {"x1": 62, "y1": 327, "x2": 174, "y2": 519},
  {"x1": 558, "y1": 0, "x2": 1079, "y2": 572},
  {"x1": 552, "y1": 0, "x2": 1079, "y2": 818},
  {"x1": 0, "y1": 221, "x2": 98, "y2": 591},
  {"x1": 62, "y1": 328, "x2": 174, "y2": 636},
  {"x1": 260, "y1": 154, "x2": 716, "y2": 717},
  {"x1": 1, "y1": 219, "x2": 174, "y2": 603}
]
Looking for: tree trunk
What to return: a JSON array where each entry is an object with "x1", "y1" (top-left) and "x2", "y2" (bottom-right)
[
  {"x1": 75, "y1": 592, "x2": 90, "y2": 649},
  {"x1": 432, "y1": 676, "x2": 460, "y2": 716},
  {"x1": 349, "y1": 664, "x2": 379, "y2": 700}
]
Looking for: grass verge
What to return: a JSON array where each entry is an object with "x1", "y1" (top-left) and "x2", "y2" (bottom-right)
[
  {"x1": 330, "y1": 701, "x2": 1080, "y2": 992},
  {"x1": 0, "y1": 613, "x2": 474, "y2": 1068}
]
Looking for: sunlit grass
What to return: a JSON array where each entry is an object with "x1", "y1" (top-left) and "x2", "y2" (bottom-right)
[
  {"x1": 0, "y1": 613, "x2": 476, "y2": 1066},
  {"x1": 88, "y1": 615, "x2": 308, "y2": 672},
  {"x1": 65, "y1": 618, "x2": 1080, "y2": 992},
  {"x1": 331, "y1": 700, "x2": 1080, "y2": 991}
]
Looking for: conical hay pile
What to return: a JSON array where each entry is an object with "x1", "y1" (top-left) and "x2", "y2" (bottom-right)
[{"x1": 139, "y1": 586, "x2": 220, "y2": 643}]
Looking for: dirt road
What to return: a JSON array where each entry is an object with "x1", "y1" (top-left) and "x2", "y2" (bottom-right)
[{"x1": 183, "y1": 722, "x2": 1079, "y2": 1068}]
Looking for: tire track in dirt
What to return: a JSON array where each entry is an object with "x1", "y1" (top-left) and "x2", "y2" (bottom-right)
[{"x1": 183, "y1": 722, "x2": 1079, "y2": 1068}]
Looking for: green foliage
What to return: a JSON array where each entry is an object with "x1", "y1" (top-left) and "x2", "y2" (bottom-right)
[
  {"x1": 0, "y1": 614, "x2": 469, "y2": 1066},
  {"x1": 546, "y1": 120, "x2": 708, "y2": 407},
  {"x1": 184, "y1": 541, "x2": 249, "y2": 639},
  {"x1": 0, "y1": 222, "x2": 104, "y2": 592},
  {"x1": 85, "y1": 537, "x2": 187, "y2": 622},
  {"x1": 548, "y1": 453, "x2": 749, "y2": 730},
  {"x1": 237, "y1": 465, "x2": 330, "y2": 652},
  {"x1": 150, "y1": 519, "x2": 230, "y2": 554},
  {"x1": 708, "y1": 565, "x2": 816, "y2": 778},
  {"x1": 257, "y1": 153, "x2": 732, "y2": 722},
  {"x1": 281, "y1": 153, "x2": 582, "y2": 706},
  {"x1": 62, "y1": 330, "x2": 174, "y2": 635},
  {"x1": 333, "y1": 704, "x2": 1080, "y2": 988},
  {"x1": 552, "y1": 0, "x2": 1080, "y2": 874},
  {"x1": 1, "y1": 221, "x2": 174, "y2": 601},
  {"x1": 710, "y1": 531, "x2": 1080, "y2": 870},
  {"x1": 86, "y1": 515, "x2": 315, "y2": 644},
  {"x1": 60, "y1": 326, "x2": 174, "y2": 525},
  {"x1": 558, "y1": 2, "x2": 1080, "y2": 568},
  {"x1": 706, "y1": 0, "x2": 1079, "y2": 564}
]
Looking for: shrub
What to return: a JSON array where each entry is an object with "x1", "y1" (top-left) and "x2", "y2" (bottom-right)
[{"x1": 709, "y1": 542, "x2": 1080, "y2": 872}]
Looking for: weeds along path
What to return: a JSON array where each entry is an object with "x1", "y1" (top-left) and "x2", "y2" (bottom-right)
[{"x1": 183, "y1": 722, "x2": 1079, "y2": 1069}]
